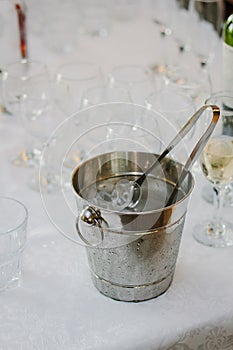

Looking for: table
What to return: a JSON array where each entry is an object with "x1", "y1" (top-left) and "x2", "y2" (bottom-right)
[{"x1": 0, "y1": 3, "x2": 233, "y2": 349}]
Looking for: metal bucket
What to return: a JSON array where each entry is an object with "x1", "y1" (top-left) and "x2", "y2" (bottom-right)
[{"x1": 72, "y1": 151, "x2": 194, "y2": 302}]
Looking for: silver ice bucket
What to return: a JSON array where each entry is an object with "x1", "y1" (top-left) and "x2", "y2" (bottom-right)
[
  {"x1": 70, "y1": 103, "x2": 219, "y2": 302},
  {"x1": 72, "y1": 151, "x2": 194, "y2": 302}
]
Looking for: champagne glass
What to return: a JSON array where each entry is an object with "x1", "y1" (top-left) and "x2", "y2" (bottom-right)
[
  {"x1": 193, "y1": 105, "x2": 233, "y2": 247},
  {"x1": 202, "y1": 91, "x2": 233, "y2": 207},
  {"x1": 1, "y1": 60, "x2": 49, "y2": 167},
  {"x1": 187, "y1": 0, "x2": 224, "y2": 67}
]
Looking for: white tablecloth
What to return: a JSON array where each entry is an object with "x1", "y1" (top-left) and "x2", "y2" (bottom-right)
[{"x1": 0, "y1": 4, "x2": 233, "y2": 349}]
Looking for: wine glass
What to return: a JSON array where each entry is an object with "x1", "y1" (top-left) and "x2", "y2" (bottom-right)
[
  {"x1": 20, "y1": 73, "x2": 64, "y2": 192},
  {"x1": 80, "y1": 84, "x2": 132, "y2": 108},
  {"x1": 187, "y1": 0, "x2": 224, "y2": 67},
  {"x1": 54, "y1": 61, "x2": 103, "y2": 116},
  {"x1": 61, "y1": 84, "x2": 133, "y2": 168},
  {"x1": 80, "y1": 84, "x2": 132, "y2": 140},
  {"x1": 163, "y1": 58, "x2": 212, "y2": 109},
  {"x1": 202, "y1": 91, "x2": 233, "y2": 207},
  {"x1": 109, "y1": 64, "x2": 157, "y2": 105},
  {"x1": 193, "y1": 104, "x2": 233, "y2": 247},
  {"x1": 53, "y1": 62, "x2": 104, "y2": 169},
  {"x1": 1, "y1": 60, "x2": 49, "y2": 167}
]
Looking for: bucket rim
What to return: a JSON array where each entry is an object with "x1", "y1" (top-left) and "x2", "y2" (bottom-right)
[{"x1": 72, "y1": 151, "x2": 195, "y2": 216}]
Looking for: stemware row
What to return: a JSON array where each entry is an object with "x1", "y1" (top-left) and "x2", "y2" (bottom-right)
[{"x1": 1, "y1": 59, "x2": 208, "y2": 168}]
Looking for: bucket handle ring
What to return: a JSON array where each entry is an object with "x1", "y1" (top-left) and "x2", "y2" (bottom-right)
[{"x1": 76, "y1": 206, "x2": 107, "y2": 246}]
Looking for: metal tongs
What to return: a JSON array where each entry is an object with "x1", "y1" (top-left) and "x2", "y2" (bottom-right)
[
  {"x1": 126, "y1": 104, "x2": 220, "y2": 209},
  {"x1": 91, "y1": 104, "x2": 220, "y2": 212}
]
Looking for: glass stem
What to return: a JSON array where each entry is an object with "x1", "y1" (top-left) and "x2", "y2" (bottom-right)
[{"x1": 211, "y1": 185, "x2": 226, "y2": 236}]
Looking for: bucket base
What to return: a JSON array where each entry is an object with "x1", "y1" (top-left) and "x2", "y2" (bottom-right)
[{"x1": 90, "y1": 270, "x2": 174, "y2": 302}]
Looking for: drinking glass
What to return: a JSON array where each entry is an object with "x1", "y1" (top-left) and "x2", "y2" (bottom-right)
[
  {"x1": 187, "y1": 0, "x2": 224, "y2": 67},
  {"x1": 0, "y1": 197, "x2": 28, "y2": 291},
  {"x1": 109, "y1": 64, "x2": 157, "y2": 105},
  {"x1": 1, "y1": 60, "x2": 49, "y2": 167},
  {"x1": 193, "y1": 105, "x2": 233, "y2": 247},
  {"x1": 202, "y1": 91, "x2": 233, "y2": 207},
  {"x1": 54, "y1": 61, "x2": 103, "y2": 116},
  {"x1": 20, "y1": 74, "x2": 64, "y2": 192}
]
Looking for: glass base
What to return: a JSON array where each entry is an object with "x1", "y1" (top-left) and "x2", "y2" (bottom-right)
[
  {"x1": 10, "y1": 149, "x2": 41, "y2": 168},
  {"x1": 193, "y1": 220, "x2": 233, "y2": 248}
]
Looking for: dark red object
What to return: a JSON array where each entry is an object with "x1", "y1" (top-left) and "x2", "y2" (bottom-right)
[{"x1": 15, "y1": 3, "x2": 28, "y2": 60}]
